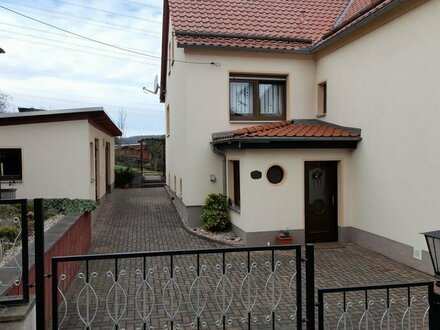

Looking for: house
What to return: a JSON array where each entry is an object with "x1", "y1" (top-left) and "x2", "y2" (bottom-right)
[
  {"x1": 0, "y1": 107, "x2": 121, "y2": 200},
  {"x1": 119, "y1": 144, "x2": 150, "y2": 162},
  {"x1": 160, "y1": 0, "x2": 440, "y2": 274}
]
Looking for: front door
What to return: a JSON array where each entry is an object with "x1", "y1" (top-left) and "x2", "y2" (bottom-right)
[{"x1": 305, "y1": 161, "x2": 338, "y2": 243}]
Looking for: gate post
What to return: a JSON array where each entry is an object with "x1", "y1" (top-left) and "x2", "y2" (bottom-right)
[
  {"x1": 305, "y1": 244, "x2": 315, "y2": 330},
  {"x1": 34, "y1": 198, "x2": 45, "y2": 329},
  {"x1": 429, "y1": 282, "x2": 440, "y2": 329}
]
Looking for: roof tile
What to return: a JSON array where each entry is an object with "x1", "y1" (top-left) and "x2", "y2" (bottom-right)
[
  {"x1": 169, "y1": 0, "x2": 395, "y2": 51},
  {"x1": 213, "y1": 120, "x2": 361, "y2": 141}
]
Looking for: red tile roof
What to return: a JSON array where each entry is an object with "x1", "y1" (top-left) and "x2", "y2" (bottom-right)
[
  {"x1": 212, "y1": 120, "x2": 361, "y2": 141},
  {"x1": 169, "y1": 0, "x2": 347, "y2": 50},
  {"x1": 167, "y1": 0, "x2": 397, "y2": 51}
]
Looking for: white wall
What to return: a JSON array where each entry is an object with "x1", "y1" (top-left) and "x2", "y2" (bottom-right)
[
  {"x1": 226, "y1": 148, "x2": 352, "y2": 233},
  {"x1": 166, "y1": 48, "x2": 316, "y2": 206},
  {"x1": 317, "y1": 0, "x2": 440, "y2": 250},
  {"x1": 0, "y1": 120, "x2": 116, "y2": 200},
  {"x1": 165, "y1": 22, "x2": 188, "y2": 200},
  {"x1": 0, "y1": 120, "x2": 90, "y2": 199}
]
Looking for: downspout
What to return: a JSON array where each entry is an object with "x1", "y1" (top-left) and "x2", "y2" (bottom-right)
[{"x1": 212, "y1": 144, "x2": 227, "y2": 196}]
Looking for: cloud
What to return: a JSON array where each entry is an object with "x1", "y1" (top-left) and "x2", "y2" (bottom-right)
[{"x1": 0, "y1": 0, "x2": 164, "y2": 135}]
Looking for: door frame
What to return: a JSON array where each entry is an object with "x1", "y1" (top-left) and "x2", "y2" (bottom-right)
[
  {"x1": 94, "y1": 139, "x2": 99, "y2": 201},
  {"x1": 304, "y1": 161, "x2": 339, "y2": 243}
]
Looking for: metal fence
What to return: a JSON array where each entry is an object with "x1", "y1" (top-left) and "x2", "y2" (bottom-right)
[
  {"x1": 318, "y1": 281, "x2": 434, "y2": 329},
  {"x1": 0, "y1": 198, "x2": 29, "y2": 305},
  {"x1": 52, "y1": 244, "x2": 307, "y2": 329}
]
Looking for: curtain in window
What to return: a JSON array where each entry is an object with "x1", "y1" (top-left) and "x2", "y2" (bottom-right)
[
  {"x1": 259, "y1": 83, "x2": 284, "y2": 115},
  {"x1": 230, "y1": 82, "x2": 253, "y2": 116}
]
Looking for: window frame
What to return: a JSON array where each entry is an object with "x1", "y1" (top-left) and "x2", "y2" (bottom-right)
[
  {"x1": 317, "y1": 81, "x2": 327, "y2": 117},
  {"x1": 227, "y1": 160, "x2": 241, "y2": 207},
  {"x1": 229, "y1": 74, "x2": 287, "y2": 121},
  {"x1": 0, "y1": 148, "x2": 23, "y2": 181},
  {"x1": 166, "y1": 105, "x2": 170, "y2": 137}
]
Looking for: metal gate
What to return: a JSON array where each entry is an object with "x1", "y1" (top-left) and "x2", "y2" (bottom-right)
[{"x1": 50, "y1": 245, "x2": 314, "y2": 329}]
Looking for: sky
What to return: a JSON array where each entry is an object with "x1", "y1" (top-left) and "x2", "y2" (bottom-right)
[{"x1": 0, "y1": 0, "x2": 164, "y2": 137}]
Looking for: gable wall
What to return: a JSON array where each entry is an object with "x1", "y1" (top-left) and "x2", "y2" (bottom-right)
[{"x1": 317, "y1": 0, "x2": 440, "y2": 251}]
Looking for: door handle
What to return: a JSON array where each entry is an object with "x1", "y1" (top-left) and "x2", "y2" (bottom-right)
[{"x1": 332, "y1": 195, "x2": 335, "y2": 204}]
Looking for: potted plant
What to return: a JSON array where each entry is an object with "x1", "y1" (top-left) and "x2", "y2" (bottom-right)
[{"x1": 276, "y1": 230, "x2": 293, "y2": 245}]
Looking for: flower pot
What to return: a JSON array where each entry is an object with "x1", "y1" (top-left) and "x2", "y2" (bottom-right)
[{"x1": 276, "y1": 235, "x2": 293, "y2": 245}]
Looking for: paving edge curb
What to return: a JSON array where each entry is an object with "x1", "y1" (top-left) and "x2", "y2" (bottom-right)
[{"x1": 166, "y1": 193, "x2": 240, "y2": 247}]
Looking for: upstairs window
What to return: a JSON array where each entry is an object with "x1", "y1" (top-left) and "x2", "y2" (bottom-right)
[
  {"x1": 317, "y1": 81, "x2": 327, "y2": 117},
  {"x1": 230, "y1": 74, "x2": 286, "y2": 121},
  {"x1": 0, "y1": 148, "x2": 22, "y2": 181},
  {"x1": 166, "y1": 105, "x2": 170, "y2": 137}
]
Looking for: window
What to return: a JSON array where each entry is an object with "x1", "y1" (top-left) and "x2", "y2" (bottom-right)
[
  {"x1": 0, "y1": 148, "x2": 22, "y2": 181},
  {"x1": 228, "y1": 160, "x2": 240, "y2": 207},
  {"x1": 168, "y1": 41, "x2": 172, "y2": 75},
  {"x1": 267, "y1": 165, "x2": 284, "y2": 184},
  {"x1": 230, "y1": 74, "x2": 286, "y2": 121},
  {"x1": 317, "y1": 81, "x2": 327, "y2": 116},
  {"x1": 166, "y1": 105, "x2": 170, "y2": 137},
  {"x1": 168, "y1": 38, "x2": 174, "y2": 74}
]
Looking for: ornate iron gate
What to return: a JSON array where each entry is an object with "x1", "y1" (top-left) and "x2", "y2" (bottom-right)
[
  {"x1": 51, "y1": 244, "x2": 314, "y2": 329},
  {"x1": 318, "y1": 281, "x2": 435, "y2": 329},
  {"x1": 0, "y1": 199, "x2": 29, "y2": 305}
]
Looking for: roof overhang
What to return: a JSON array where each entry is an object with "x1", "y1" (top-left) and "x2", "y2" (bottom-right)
[
  {"x1": 212, "y1": 137, "x2": 361, "y2": 150},
  {"x1": 0, "y1": 107, "x2": 122, "y2": 137},
  {"x1": 211, "y1": 119, "x2": 362, "y2": 150}
]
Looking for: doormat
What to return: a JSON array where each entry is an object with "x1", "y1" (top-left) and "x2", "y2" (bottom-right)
[{"x1": 314, "y1": 242, "x2": 346, "y2": 250}]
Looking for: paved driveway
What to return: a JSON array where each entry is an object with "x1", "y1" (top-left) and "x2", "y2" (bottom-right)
[{"x1": 60, "y1": 188, "x2": 434, "y2": 329}]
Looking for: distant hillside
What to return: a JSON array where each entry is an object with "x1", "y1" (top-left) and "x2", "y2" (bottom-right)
[{"x1": 120, "y1": 135, "x2": 165, "y2": 144}]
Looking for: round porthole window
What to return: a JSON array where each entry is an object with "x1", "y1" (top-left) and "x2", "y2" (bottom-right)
[{"x1": 267, "y1": 165, "x2": 284, "y2": 184}]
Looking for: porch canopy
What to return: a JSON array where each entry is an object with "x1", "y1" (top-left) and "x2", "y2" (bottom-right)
[{"x1": 212, "y1": 119, "x2": 361, "y2": 149}]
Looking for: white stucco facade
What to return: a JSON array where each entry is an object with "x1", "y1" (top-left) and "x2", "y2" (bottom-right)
[
  {"x1": 0, "y1": 111, "x2": 117, "y2": 200},
  {"x1": 315, "y1": 0, "x2": 440, "y2": 252},
  {"x1": 164, "y1": 0, "x2": 439, "y2": 272}
]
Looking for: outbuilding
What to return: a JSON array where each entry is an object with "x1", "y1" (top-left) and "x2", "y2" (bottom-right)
[{"x1": 0, "y1": 107, "x2": 122, "y2": 200}]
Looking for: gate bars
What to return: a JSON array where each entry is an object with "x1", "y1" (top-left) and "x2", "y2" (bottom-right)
[
  {"x1": 51, "y1": 244, "x2": 314, "y2": 329},
  {"x1": 0, "y1": 199, "x2": 29, "y2": 305}
]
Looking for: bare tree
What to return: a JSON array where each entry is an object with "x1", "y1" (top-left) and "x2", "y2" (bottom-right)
[
  {"x1": 117, "y1": 108, "x2": 127, "y2": 138},
  {"x1": 0, "y1": 91, "x2": 11, "y2": 113}
]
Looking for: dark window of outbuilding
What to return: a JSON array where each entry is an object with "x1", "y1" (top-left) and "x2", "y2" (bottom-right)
[
  {"x1": 0, "y1": 149, "x2": 22, "y2": 181},
  {"x1": 267, "y1": 165, "x2": 284, "y2": 184}
]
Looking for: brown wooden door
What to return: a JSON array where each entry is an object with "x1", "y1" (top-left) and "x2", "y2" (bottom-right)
[{"x1": 305, "y1": 161, "x2": 338, "y2": 243}]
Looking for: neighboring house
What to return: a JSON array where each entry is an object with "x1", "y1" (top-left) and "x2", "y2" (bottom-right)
[
  {"x1": 0, "y1": 107, "x2": 121, "y2": 200},
  {"x1": 160, "y1": 0, "x2": 440, "y2": 274},
  {"x1": 120, "y1": 144, "x2": 150, "y2": 162}
]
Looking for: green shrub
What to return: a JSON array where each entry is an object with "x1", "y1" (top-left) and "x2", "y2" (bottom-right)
[
  {"x1": 115, "y1": 168, "x2": 134, "y2": 188},
  {"x1": 200, "y1": 194, "x2": 230, "y2": 231},
  {"x1": 43, "y1": 199, "x2": 96, "y2": 215},
  {"x1": 0, "y1": 226, "x2": 20, "y2": 242}
]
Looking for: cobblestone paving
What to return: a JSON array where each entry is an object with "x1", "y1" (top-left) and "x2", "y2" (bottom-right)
[{"x1": 59, "y1": 188, "x2": 435, "y2": 329}]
